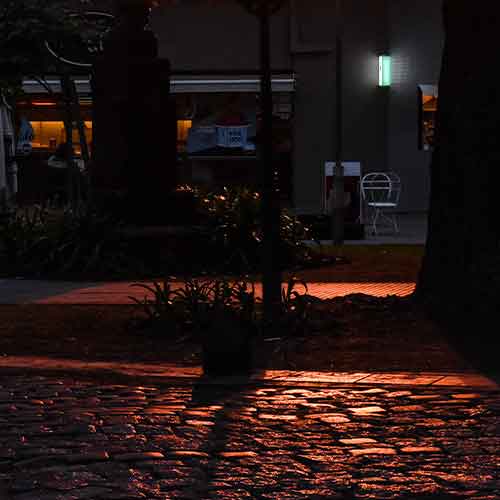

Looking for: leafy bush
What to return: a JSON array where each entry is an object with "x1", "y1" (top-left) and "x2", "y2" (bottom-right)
[
  {"x1": 130, "y1": 275, "x2": 260, "y2": 337},
  {"x1": 130, "y1": 275, "x2": 316, "y2": 340},
  {"x1": 0, "y1": 185, "x2": 319, "y2": 279},
  {"x1": 0, "y1": 203, "x2": 142, "y2": 278},
  {"x1": 41, "y1": 204, "x2": 133, "y2": 276},
  {"x1": 129, "y1": 279, "x2": 185, "y2": 335},
  {"x1": 184, "y1": 185, "x2": 313, "y2": 272},
  {"x1": 280, "y1": 276, "x2": 316, "y2": 336},
  {"x1": 0, "y1": 205, "x2": 51, "y2": 276}
]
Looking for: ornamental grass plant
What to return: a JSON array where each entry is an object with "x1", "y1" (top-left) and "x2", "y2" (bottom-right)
[{"x1": 129, "y1": 275, "x2": 317, "y2": 375}]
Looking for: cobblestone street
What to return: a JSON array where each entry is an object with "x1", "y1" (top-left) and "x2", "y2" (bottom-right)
[{"x1": 0, "y1": 372, "x2": 499, "y2": 499}]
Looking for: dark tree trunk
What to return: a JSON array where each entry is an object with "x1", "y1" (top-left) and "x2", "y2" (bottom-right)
[
  {"x1": 416, "y1": 1, "x2": 500, "y2": 338},
  {"x1": 236, "y1": 0, "x2": 286, "y2": 326},
  {"x1": 259, "y1": 11, "x2": 282, "y2": 325}
]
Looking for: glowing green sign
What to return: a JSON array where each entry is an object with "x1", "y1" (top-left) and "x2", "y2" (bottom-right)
[{"x1": 378, "y1": 55, "x2": 391, "y2": 87}]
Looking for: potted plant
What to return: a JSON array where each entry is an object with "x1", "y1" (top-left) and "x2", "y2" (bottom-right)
[
  {"x1": 177, "y1": 278, "x2": 260, "y2": 376},
  {"x1": 129, "y1": 275, "x2": 316, "y2": 376}
]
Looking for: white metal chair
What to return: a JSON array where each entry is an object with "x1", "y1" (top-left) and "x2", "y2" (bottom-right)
[{"x1": 360, "y1": 171, "x2": 401, "y2": 235}]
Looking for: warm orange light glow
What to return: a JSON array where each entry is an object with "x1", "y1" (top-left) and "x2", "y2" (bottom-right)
[
  {"x1": 30, "y1": 121, "x2": 93, "y2": 153},
  {"x1": 32, "y1": 101, "x2": 57, "y2": 107},
  {"x1": 177, "y1": 119, "x2": 192, "y2": 142},
  {"x1": 422, "y1": 94, "x2": 437, "y2": 112}
]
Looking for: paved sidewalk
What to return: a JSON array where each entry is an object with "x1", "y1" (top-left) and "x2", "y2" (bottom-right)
[
  {"x1": 0, "y1": 279, "x2": 415, "y2": 304},
  {"x1": 306, "y1": 212, "x2": 428, "y2": 246},
  {"x1": 0, "y1": 363, "x2": 498, "y2": 499},
  {"x1": 0, "y1": 356, "x2": 498, "y2": 388}
]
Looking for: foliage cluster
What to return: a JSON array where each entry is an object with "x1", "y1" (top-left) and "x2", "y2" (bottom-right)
[
  {"x1": 0, "y1": 0, "x2": 114, "y2": 99},
  {"x1": 0, "y1": 203, "x2": 138, "y2": 278},
  {"x1": 180, "y1": 184, "x2": 313, "y2": 273},
  {"x1": 1, "y1": 0, "x2": 72, "y2": 96},
  {"x1": 130, "y1": 275, "x2": 316, "y2": 341},
  {"x1": 130, "y1": 276, "x2": 258, "y2": 335},
  {"x1": 0, "y1": 185, "x2": 315, "y2": 278},
  {"x1": 0, "y1": 205, "x2": 49, "y2": 276}
]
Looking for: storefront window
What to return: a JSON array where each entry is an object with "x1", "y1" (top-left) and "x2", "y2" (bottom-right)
[
  {"x1": 16, "y1": 95, "x2": 93, "y2": 156},
  {"x1": 175, "y1": 91, "x2": 293, "y2": 201},
  {"x1": 175, "y1": 93, "x2": 257, "y2": 156},
  {"x1": 29, "y1": 120, "x2": 93, "y2": 154},
  {"x1": 175, "y1": 92, "x2": 293, "y2": 155},
  {"x1": 177, "y1": 119, "x2": 192, "y2": 147},
  {"x1": 418, "y1": 84, "x2": 437, "y2": 151}
]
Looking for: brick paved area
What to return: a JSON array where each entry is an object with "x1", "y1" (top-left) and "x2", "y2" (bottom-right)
[
  {"x1": 0, "y1": 371, "x2": 498, "y2": 499},
  {"x1": 0, "y1": 356, "x2": 497, "y2": 389},
  {"x1": 0, "y1": 279, "x2": 415, "y2": 304}
]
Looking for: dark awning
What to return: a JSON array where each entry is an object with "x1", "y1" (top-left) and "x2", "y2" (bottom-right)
[{"x1": 22, "y1": 74, "x2": 296, "y2": 95}]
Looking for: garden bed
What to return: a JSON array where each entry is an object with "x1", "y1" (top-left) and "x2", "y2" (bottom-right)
[
  {"x1": 0, "y1": 295, "x2": 472, "y2": 373},
  {"x1": 0, "y1": 242, "x2": 484, "y2": 374}
]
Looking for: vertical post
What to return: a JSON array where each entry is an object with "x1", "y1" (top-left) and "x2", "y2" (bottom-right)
[
  {"x1": 0, "y1": 93, "x2": 7, "y2": 211},
  {"x1": 332, "y1": 0, "x2": 344, "y2": 244},
  {"x1": 69, "y1": 79, "x2": 91, "y2": 202},
  {"x1": 61, "y1": 73, "x2": 77, "y2": 208},
  {"x1": 259, "y1": 10, "x2": 282, "y2": 327}
]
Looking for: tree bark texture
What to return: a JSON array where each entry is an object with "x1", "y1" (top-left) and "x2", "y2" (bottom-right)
[{"x1": 416, "y1": 0, "x2": 500, "y2": 331}]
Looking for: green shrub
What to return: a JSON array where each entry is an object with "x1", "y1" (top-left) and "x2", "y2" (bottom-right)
[
  {"x1": 279, "y1": 276, "x2": 316, "y2": 336},
  {"x1": 130, "y1": 275, "x2": 260, "y2": 337},
  {"x1": 0, "y1": 203, "x2": 143, "y2": 278},
  {"x1": 0, "y1": 185, "x2": 317, "y2": 279},
  {"x1": 0, "y1": 205, "x2": 51, "y2": 276},
  {"x1": 129, "y1": 279, "x2": 185, "y2": 335},
  {"x1": 185, "y1": 185, "x2": 313, "y2": 272},
  {"x1": 41, "y1": 204, "x2": 132, "y2": 276},
  {"x1": 130, "y1": 275, "x2": 315, "y2": 342}
]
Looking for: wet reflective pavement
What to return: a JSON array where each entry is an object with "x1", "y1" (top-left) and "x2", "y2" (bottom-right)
[{"x1": 0, "y1": 371, "x2": 498, "y2": 499}]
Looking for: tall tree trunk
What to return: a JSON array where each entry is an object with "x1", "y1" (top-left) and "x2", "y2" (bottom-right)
[{"x1": 416, "y1": 1, "x2": 500, "y2": 336}]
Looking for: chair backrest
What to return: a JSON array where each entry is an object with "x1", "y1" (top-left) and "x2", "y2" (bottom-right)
[{"x1": 360, "y1": 171, "x2": 401, "y2": 205}]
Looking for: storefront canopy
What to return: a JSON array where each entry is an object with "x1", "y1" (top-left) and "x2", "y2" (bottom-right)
[
  {"x1": 22, "y1": 74, "x2": 296, "y2": 95},
  {"x1": 171, "y1": 75, "x2": 295, "y2": 93}
]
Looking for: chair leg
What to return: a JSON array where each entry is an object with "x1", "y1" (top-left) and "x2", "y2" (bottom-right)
[
  {"x1": 372, "y1": 208, "x2": 380, "y2": 236},
  {"x1": 392, "y1": 214, "x2": 399, "y2": 234},
  {"x1": 371, "y1": 210, "x2": 399, "y2": 235}
]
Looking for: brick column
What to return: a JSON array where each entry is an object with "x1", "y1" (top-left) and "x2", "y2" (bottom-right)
[{"x1": 92, "y1": 0, "x2": 177, "y2": 224}]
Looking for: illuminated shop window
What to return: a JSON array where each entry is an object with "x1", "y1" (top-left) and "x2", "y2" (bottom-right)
[
  {"x1": 29, "y1": 120, "x2": 93, "y2": 153},
  {"x1": 418, "y1": 85, "x2": 437, "y2": 151},
  {"x1": 177, "y1": 119, "x2": 192, "y2": 143}
]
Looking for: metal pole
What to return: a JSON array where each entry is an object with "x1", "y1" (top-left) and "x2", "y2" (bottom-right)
[
  {"x1": 259, "y1": 10, "x2": 282, "y2": 327},
  {"x1": 61, "y1": 73, "x2": 78, "y2": 208},
  {"x1": 69, "y1": 79, "x2": 91, "y2": 203},
  {"x1": 332, "y1": 0, "x2": 344, "y2": 244}
]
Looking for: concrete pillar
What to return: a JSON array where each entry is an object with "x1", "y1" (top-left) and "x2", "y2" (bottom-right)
[{"x1": 92, "y1": 0, "x2": 177, "y2": 224}]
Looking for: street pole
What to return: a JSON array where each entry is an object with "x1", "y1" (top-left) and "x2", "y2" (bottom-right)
[
  {"x1": 259, "y1": 9, "x2": 282, "y2": 327},
  {"x1": 60, "y1": 73, "x2": 78, "y2": 209},
  {"x1": 332, "y1": 0, "x2": 344, "y2": 244}
]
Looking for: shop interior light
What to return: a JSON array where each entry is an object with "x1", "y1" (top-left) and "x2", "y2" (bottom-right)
[
  {"x1": 177, "y1": 119, "x2": 192, "y2": 142},
  {"x1": 32, "y1": 101, "x2": 57, "y2": 106},
  {"x1": 378, "y1": 55, "x2": 391, "y2": 87}
]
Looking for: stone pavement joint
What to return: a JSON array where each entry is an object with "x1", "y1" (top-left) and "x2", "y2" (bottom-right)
[
  {"x1": 0, "y1": 356, "x2": 497, "y2": 389},
  {"x1": 0, "y1": 371, "x2": 498, "y2": 499}
]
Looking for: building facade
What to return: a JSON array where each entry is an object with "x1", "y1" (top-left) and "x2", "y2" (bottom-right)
[
  {"x1": 19, "y1": 0, "x2": 443, "y2": 214},
  {"x1": 150, "y1": 0, "x2": 443, "y2": 213}
]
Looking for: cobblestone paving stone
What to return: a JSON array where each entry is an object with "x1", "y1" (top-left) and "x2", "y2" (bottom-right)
[{"x1": 0, "y1": 374, "x2": 499, "y2": 499}]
